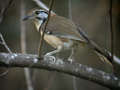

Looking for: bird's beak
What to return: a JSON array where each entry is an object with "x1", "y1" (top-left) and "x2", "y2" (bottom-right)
[{"x1": 22, "y1": 14, "x2": 34, "y2": 21}]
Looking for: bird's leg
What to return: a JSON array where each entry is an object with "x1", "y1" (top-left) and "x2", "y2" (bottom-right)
[
  {"x1": 45, "y1": 45, "x2": 63, "y2": 56},
  {"x1": 45, "y1": 45, "x2": 63, "y2": 62},
  {"x1": 68, "y1": 47, "x2": 75, "y2": 63}
]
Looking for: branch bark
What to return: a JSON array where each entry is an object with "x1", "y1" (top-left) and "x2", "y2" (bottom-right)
[{"x1": 0, "y1": 53, "x2": 120, "y2": 89}]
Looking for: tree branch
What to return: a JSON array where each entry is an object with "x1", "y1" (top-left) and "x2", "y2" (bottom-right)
[{"x1": 0, "y1": 53, "x2": 120, "y2": 89}]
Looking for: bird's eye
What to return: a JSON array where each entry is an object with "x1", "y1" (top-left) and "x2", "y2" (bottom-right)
[
  {"x1": 46, "y1": 30, "x2": 52, "y2": 34},
  {"x1": 35, "y1": 11, "x2": 40, "y2": 15}
]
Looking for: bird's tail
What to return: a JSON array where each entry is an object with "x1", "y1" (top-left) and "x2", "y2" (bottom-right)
[{"x1": 76, "y1": 26, "x2": 113, "y2": 66}]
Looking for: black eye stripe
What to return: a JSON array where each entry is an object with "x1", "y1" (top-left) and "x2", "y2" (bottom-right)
[
  {"x1": 36, "y1": 17, "x2": 41, "y2": 20},
  {"x1": 35, "y1": 10, "x2": 48, "y2": 15},
  {"x1": 35, "y1": 11, "x2": 40, "y2": 14}
]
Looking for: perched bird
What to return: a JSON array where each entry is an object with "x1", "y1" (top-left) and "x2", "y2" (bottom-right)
[
  {"x1": 23, "y1": 9, "x2": 112, "y2": 64},
  {"x1": 23, "y1": 9, "x2": 86, "y2": 61}
]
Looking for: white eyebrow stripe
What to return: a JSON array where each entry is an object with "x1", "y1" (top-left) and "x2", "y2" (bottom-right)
[{"x1": 38, "y1": 12, "x2": 48, "y2": 19}]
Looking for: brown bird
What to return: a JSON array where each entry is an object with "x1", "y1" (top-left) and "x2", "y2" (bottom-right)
[{"x1": 23, "y1": 9, "x2": 112, "y2": 64}]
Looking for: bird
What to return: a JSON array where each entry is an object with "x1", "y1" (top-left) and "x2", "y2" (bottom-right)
[{"x1": 23, "y1": 9, "x2": 112, "y2": 64}]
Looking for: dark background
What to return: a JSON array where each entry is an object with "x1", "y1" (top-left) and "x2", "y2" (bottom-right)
[{"x1": 0, "y1": 0, "x2": 120, "y2": 90}]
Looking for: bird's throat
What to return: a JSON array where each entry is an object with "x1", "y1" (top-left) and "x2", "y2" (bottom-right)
[{"x1": 34, "y1": 19, "x2": 44, "y2": 32}]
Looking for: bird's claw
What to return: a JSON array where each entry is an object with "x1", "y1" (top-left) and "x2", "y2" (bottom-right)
[
  {"x1": 68, "y1": 58, "x2": 74, "y2": 63},
  {"x1": 44, "y1": 54, "x2": 56, "y2": 63}
]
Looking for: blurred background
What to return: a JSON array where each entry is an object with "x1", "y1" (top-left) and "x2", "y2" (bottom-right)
[{"x1": 0, "y1": 0, "x2": 120, "y2": 90}]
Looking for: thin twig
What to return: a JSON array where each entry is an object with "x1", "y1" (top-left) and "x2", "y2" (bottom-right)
[
  {"x1": 0, "y1": 33, "x2": 12, "y2": 53},
  {"x1": 0, "y1": 0, "x2": 13, "y2": 23},
  {"x1": 33, "y1": 0, "x2": 49, "y2": 11},
  {"x1": 0, "y1": 53, "x2": 120, "y2": 89},
  {"x1": 38, "y1": 0, "x2": 54, "y2": 57},
  {"x1": 0, "y1": 0, "x2": 11, "y2": 50},
  {"x1": 77, "y1": 26, "x2": 113, "y2": 63},
  {"x1": 0, "y1": 70, "x2": 9, "y2": 76},
  {"x1": 33, "y1": 0, "x2": 55, "y2": 14},
  {"x1": 2, "y1": 0, "x2": 13, "y2": 16},
  {"x1": 109, "y1": 0, "x2": 114, "y2": 62},
  {"x1": 20, "y1": 0, "x2": 34, "y2": 90}
]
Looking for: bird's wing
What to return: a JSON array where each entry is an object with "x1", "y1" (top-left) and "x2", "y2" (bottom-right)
[{"x1": 44, "y1": 15, "x2": 85, "y2": 42}]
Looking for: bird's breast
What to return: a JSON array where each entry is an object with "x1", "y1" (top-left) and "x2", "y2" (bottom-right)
[
  {"x1": 44, "y1": 34, "x2": 74, "y2": 50},
  {"x1": 44, "y1": 34, "x2": 63, "y2": 48},
  {"x1": 34, "y1": 19, "x2": 74, "y2": 50}
]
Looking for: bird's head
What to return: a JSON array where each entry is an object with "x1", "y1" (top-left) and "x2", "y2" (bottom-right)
[
  {"x1": 23, "y1": 9, "x2": 56, "y2": 31},
  {"x1": 23, "y1": 9, "x2": 49, "y2": 22}
]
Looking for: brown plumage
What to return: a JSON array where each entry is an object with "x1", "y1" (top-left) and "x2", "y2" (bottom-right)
[
  {"x1": 44, "y1": 15, "x2": 85, "y2": 42},
  {"x1": 31, "y1": 9, "x2": 85, "y2": 41},
  {"x1": 34, "y1": 14, "x2": 86, "y2": 49}
]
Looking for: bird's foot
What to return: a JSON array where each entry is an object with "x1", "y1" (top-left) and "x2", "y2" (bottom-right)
[
  {"x1": 44, "y1": 53, "x2": 56, "y2": 63},
  {"x1": 68, "y1": 58, "x2": 74, "y2": 63}
]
